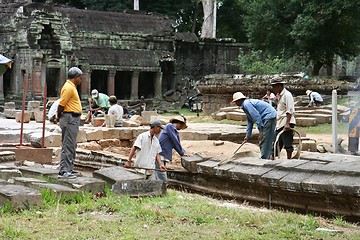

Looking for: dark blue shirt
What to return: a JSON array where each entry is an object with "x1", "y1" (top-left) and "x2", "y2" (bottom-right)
[
  {"x1": 159, "y1": 123, "x2": 185, "y2": 161},
  {"x1": 241, "y1": 99, "x2": 277, "y2": 137}
]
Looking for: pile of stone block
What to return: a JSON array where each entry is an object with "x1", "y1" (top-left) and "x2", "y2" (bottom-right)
[
  {"x1": 211, "y1": 105, "x2": 350, "y2": 128},
  {"x1": 294, "y1": 105, "x2": 350, "y2": 127},
  {"x1": 4, "y1": 101, "x2": 44, "y2": 123}
]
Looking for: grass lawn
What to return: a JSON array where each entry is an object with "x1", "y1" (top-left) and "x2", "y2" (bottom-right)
[{"x1": 0, "y1": 189, "x2": 359, "y2": 239}]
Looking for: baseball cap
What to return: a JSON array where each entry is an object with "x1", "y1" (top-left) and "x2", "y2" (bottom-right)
[
  {"x1": 91, "y1": 89, "x2": 99, "y2": 97},
  {"x1": 150, "y1": 119, "x2": 164, "y2": 129}
]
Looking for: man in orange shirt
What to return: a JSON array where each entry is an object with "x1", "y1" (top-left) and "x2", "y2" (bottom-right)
[{"x1": 56, "y1": 67, "x2": 83, "y2": 178}]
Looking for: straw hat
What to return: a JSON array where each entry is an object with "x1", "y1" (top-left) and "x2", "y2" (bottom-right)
[
  {"x1": 170, "y1": 116, "x2": 187, "y2": 129},
  {"x1": 231, "y1": 92, "x2": 246, "y2": 103},
  {"x1": 306, "y1": 90, "x2": 312, "y2": 96},
  {"x1": 270, "y1": 77, "x2": 286, "y2": 85}
]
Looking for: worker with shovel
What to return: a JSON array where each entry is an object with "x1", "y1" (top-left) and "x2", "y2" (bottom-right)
[{"x1": 232, "y1": 92, "x2": 277, "y2": 159}]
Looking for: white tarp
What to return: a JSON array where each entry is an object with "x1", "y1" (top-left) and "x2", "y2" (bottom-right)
[{"x1": 0, "y1": 54, "x2": 11, "y2": 64}]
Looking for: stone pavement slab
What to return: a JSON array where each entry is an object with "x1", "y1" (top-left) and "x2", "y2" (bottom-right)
[
  {"x1": 58, "y1": 176, "x2": 106, "y2": 193},
  {"x1": 17, "y1": 166, "x2": 59, "y2": 178},
  {"x1": 93, "y1": 166, "x2": 143, "y2": 185},
  {"x1": 0, "y1": 169, "x2": 22, "y2": 180},
  {"x1": 0, "y1": 184, "x2": 42, "y2": 208},
  {"x1": 112, "y1": 180, "x2": 166, "y2": 197},
  {"x1": 30, "y1": 182, "x2": 79, "y2": 197}
]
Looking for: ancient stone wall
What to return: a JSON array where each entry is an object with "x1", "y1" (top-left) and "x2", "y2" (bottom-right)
[{"x1": 198, "y1": 74, "x2": 349, "y2": 114}]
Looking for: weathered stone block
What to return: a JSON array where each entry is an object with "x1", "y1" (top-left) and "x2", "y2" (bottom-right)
[
  {"x1": 76, "y1": 129, "x2": 87, "y2": 143},
  {"x1": 226, "y1": 112, "x2": 247, "y2": 121},
  {"x1": 17, "y1": 166, "x2": 59, "y2": 178},
  {"x1": 13, "y1": 177, "x2": 48, "y2": 188},
  {"x1": 16, "y1": 111, "x2": 31, "y2": 123},
  {"x1": 112, "y1": 180, "x2": 166, "y2": 197},
  {"x1": 141, "y1": 111, "x2": 158, "y2": 125},
  {"x1": 301, "y1": 140, "x2": 318, "y2": 152},
  {"x1": 179, "y1": 131, "x2": 208, "y2": 140},
  {"x1": 4, "y1": 102, "x2": 15, "y2": 109},
  {"x1": 4, "y1": 109, "x2": 18, "y2": 119},
  {"x1": 86, "y1": 129, "x2": 104, "y2": 141},
  {"x1": 181, "y1": 154, "x2": 206, "y2": 173},
  {"x1": 58, "y1": 176, "x2": 106, "y2": 193},
  {"x1": 91, "y1": 117, "x2": 105, "y2": 127},
  {"x1": 0, "y1": 151, "x2": 16, "y2": 163},
  {"x1": 196, "y1": 160, "x2": 220, "y2": 175},
  {"x1": 98, "y1": 139, "x2": 121, "y2": 148},
  {"x1": 5, "y1": 148, "x2": 53, "y2": 164},
  {"x1": 295, "y1": 117, "x2": 317, "y2": 127},
  {"x1": 33, "y1": 110, "x2": 45, "y2": 123},
  {"x1": 213, "y1": 112, "x2": 227, "y2": 120},
  {"x1": 102, "y1": 128, "x2": 120, "y2": 139},
  {"x1": 130, "y1": 115, "x2": 142, "y2": 124},
  {"x1": 0, "y1": 184, "x2": 43, "y2": 209},
  {"x1": 27, "y1": 101, "x2": 41, "y2": 111},
  {"x1": 31, "y1": 182, "x2": 79, "y2": 197},
  {"x1": 28, "y1": 132, "x2": 62, "y2": 148},
  {"x1": 93, "y1": 166, "x2": 143, "y2": 185},
  {"x1": 119, "y1": 128, "x2": 133, "y2": 140},
  {"x1": 0, "y1": 169, "x2": 22, "y2": 180},
  {"x1": 123, "y1": 119, "x2": 141, "y2": 127}
]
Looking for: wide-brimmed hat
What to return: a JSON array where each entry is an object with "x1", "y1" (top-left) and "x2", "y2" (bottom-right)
[
  {"x1": 306, "y1": 90, "x2": 312, "y2": 96},
  {"x1": 91, "y1": 89, "x2": 99, "y2": 98},
  {"x1": 231, "y1": 92, "x2": 246, "y2": 103},
  {"x1": 170, "y1": 116, "x2": 188, "y2": 129},
  {"x1": 270, "y1": 77, "x2": 286, "y2": 85}
]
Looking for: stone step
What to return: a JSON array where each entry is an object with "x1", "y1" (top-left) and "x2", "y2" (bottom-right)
[
  {"x1": 295, "y1": 117, "x2": 318, "y2": 127},
  {"x1": 0, "y1": 184, "x2": 43, "y2": 209},
  {"x1": 17, "y1": 166, "x2": 59, "y2": 178},
  {"x1": 57, "y1": 176, "x2": 106, "y2": 193}
]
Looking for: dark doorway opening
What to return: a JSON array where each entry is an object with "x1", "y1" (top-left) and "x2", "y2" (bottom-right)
[
  {"x1": 46, "y1": 68, "x2": 60, "y2": 97},
  {"x1": 115, "y1": 71, "x2": 131, "y2": 100},
  {"x1": 138, "y1": 72, "x2": 155, "y2": 98},
  {"x1": 3, "y1": 68, "x2": 11, "y2": 98},
  {"x1": 160, "y1": 61, "x2": 174, "y2": 92},
  {"x1": 91, "y1": 70, "x2": 108, "y2": 95}
]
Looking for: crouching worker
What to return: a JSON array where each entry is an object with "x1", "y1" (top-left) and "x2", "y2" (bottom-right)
[
  {"x1": 124, "y1": 119, "x2": 166, "y2": 179},
  {"x1": 231, "y1": 92, "x2": 276, "y2": 159}
]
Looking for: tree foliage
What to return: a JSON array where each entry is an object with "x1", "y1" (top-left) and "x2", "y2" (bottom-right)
[{"x1": 240, "y1": 0, "x2": 360, "y2": 75}]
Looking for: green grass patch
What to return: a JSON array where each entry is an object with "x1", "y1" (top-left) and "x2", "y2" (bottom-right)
[
  {"x1": 297, "y1": 122, "x2": 349, "y2": 135},
  {"x1": 0, "y1": 189, "x2": 359, "y2": 239}
]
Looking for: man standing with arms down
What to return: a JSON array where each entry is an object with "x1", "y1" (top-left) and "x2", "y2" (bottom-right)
[
  {"x1": 56, "y1": 67, "x2": 83, "y2": 178},
  {"x1": 231, "y1": 92, "x2": 276, "y2": 159},
  {"x1": 124, "y1": 119, "x2": 166, "y2": 178},
  {"x1": 270, "y1": 77, "x2": 296, "y2": 159}
]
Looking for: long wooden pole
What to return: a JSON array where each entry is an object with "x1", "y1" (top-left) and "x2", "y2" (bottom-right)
[
  {"x1": 41, "y1": 83, "x2": 47, "y2": 148},
  {"x1": 19, "y1": 73, "x2": 27, "y2": 146}
]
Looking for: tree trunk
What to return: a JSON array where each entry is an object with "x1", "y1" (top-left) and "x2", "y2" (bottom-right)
[
  {"x1": 191, "y1": 2, "x2": 201, "y2": 33},
  {"x1": 325, "y1": 60, "x2": 333, "y2": 76},
  {"x1": 312, "y1": 62, "x2": 323, "y2": 76},
  {"x1": 201, "y1": 0, "x2": 216, "y2": 39},
  {"x1": 134, "y1": 0, "x2": 139, "y2": 10}
]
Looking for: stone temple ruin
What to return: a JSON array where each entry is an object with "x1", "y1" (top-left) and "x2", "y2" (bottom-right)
[{"x1": 0, "y1": 0, "x2": 241, "y2": 108}]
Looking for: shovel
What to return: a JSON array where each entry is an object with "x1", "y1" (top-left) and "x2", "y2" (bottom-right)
[{"x1": 217, "y1": 140, "x2": 247, "y2": 166}]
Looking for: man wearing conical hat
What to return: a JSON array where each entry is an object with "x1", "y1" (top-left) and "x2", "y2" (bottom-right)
[
  {"x1": 157, "y1": 115, "x2": 189, "y2": 181},
  {"x1": 231, "y1": 92, "x2": 277, "y2": 159}
]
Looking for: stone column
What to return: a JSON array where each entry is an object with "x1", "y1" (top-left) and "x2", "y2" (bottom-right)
[
  {"x1": 32, "y1": 54, "x2": 43, "y2": 100},
  {"x1": 0, "y1": 75, "x2": 4, "y2": 101},
  {"x1": 154, "y1": 71, "x2": 162, "y2": 97},
  {"x1": 80, "y1": 69, "x2": 91, "y2": 100},
  {"x1": 107, "y1": 70, "x2": 116, "y2": 96},
  {"x1": 131, "y1": 71, "x2": 139, "y2": 100}
]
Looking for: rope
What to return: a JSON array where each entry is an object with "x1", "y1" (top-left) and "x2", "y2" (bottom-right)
[{"x1": 273, "y1": 128, "x2": 302, "y2": 159}]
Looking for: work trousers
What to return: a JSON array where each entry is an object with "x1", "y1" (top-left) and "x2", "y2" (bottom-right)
[
  {"x1": 273, "y1": 124, "x2": 296, "y2": 157},
  {"x1": 155, "y1": 155, "x2": 168, "y2": 182},
  {"x1": 259, "y1": 118, "x2": 276, "y2": 159},
  {"x1": 59, "y1": 113, "x2": 80, "y2": 174}
]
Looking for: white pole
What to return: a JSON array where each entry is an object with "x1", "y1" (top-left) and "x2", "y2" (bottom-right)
[{"x1": 332, "y1": 89, "x2": 338, "y2": 153}]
